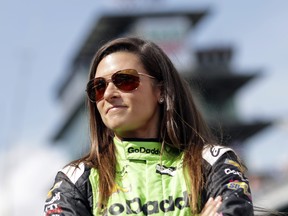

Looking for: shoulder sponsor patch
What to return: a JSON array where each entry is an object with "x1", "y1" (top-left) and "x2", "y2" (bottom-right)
[
  {"x1": 226, "y1": 180, "x2": 251, "y2": 198},
  {"x1": 224, "y1": 168, "x2": 248, "y2": 182},
  {"x1": 45, "y1": 192, "x2": 61, "y2": 205},
  {"x1": 61, "y1": 162, "x2": 85, "y2": 184},
  {"x1": 202, "y1": 145, "x2": 233, "y2": 166},
  {"x1": 47, "y1": 181, "x2": 62, "y2": 199},
  {"x1": 224, "y1": 158, "x2": 245, "y2": 173},
  {"x1": 45, "y1": 203, "x2": 63, "y2": 216}
]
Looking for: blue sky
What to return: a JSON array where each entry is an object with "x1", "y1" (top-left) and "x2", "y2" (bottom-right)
[
  {"x1": 1, "y1": 0, "x2": 288, "y2": 214},
  {"x1": 1, "y1": 0, "x2": 288, "y2": 171}
]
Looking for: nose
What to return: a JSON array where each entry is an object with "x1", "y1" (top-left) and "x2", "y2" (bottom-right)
[{"x1": 102, "y1": 81, "x2": 119, "y2": 100}]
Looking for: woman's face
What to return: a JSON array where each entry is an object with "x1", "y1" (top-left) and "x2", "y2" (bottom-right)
[{"x1": 95, "y1": 51, "x2": 162, "y2": 139}]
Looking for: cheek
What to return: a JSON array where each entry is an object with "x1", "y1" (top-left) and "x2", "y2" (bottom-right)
[
  {"x1": 134, "y1": 96, "x2": 158, "y2": 115},
  {"x1": 96, "y1": 102, "x2": 105, "y2": 117}
]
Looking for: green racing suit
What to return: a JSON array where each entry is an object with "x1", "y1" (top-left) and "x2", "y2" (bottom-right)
[{"x1": 44, "y1": 138, "x2": 253, "y2": 215}]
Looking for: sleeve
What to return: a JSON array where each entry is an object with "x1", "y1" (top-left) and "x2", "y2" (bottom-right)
[
  {"x1": 43, "y1": 165, "x2": 93, "y2": 216},
  {"x1": 202, "y1": 146, "x2": 254, "y2": 216}
]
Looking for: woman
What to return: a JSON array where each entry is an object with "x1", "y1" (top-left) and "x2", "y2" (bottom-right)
[{"x1": 44, "y1": 37, "x2": 254, "y2": 215}]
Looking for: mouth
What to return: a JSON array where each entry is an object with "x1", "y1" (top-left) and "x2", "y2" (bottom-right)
[{"x1": 106, "y1": 105, "x2": 127, "y2": 114}]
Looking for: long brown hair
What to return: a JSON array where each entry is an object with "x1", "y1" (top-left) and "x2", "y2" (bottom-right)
[{"x1": 80, "y1": 37, "x2": 215, "y2": 213}]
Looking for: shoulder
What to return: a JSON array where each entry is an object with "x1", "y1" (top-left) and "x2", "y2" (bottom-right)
[
  {"x1": 202, "y1": 145, "x2": 234, "y2": 166},
  {"x1": 44, "y1": 162, "x2": 94, "y2": 215},
  {"x1": 59, "y1": 162, "x2": 92, "y2": 185}
]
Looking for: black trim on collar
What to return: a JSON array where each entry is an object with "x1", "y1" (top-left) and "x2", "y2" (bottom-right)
[{"x1": 121, "y1": 138, "x2": 161, "y2": 142}]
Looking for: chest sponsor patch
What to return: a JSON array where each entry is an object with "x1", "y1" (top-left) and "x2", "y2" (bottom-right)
[
  {"x1": 156, "y1": 164, "x2": 176, "y2": 176},
  {"x1": 98, "y1": 191, "x2": 190, "y2": 215},
  {"x1": 127, "y1": 146, "x2": 160, "y2": 155}
]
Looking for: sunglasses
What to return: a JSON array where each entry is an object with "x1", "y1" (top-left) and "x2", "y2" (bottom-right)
[{"x1": 86, "y1": 69, "x2": 155, "y2": 102}]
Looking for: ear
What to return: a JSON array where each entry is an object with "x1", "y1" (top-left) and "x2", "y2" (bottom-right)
[{"x1": 156, "y1": 82, "x2": 164, "y2": 104}]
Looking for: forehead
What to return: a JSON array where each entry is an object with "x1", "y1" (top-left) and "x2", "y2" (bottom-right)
[{"x1": 95, "y1": 52, "x2": 143, "y2": 78}]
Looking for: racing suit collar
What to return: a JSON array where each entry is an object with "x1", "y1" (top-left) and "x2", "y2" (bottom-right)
[{"x1": 114, "y1": 137, "x2": 162, "y2": 161}]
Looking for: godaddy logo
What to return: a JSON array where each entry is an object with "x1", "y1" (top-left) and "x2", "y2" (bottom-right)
[
  {"x1": 127, "y1": 147, "x2": 160, "y2": 155},
  {"x1": 100, "y1": 191, "x2": 190, "y2": 215}
]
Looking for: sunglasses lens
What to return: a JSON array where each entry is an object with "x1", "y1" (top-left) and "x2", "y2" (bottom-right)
[
  {"x1": 87, "y1": 69, "x2": 141, "y2": 102},
  {"x1": 113, "y1": 69, "x2": 140, "y2": 91},
  {"x1": 94, "y1": 78, "x2": 107, "y2": 101},
  {"x1": 87, "y1": 81, "x2": 95, "y2": 102}
]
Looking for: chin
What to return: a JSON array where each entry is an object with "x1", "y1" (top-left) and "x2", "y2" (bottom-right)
[{"x1": 107, "y1": 123, "x2": 126, "y2": 132}]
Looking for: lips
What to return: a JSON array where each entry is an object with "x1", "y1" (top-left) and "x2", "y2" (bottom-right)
[{"x1": 106, "y1": 105, "x2": 127, "y2": 114}]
